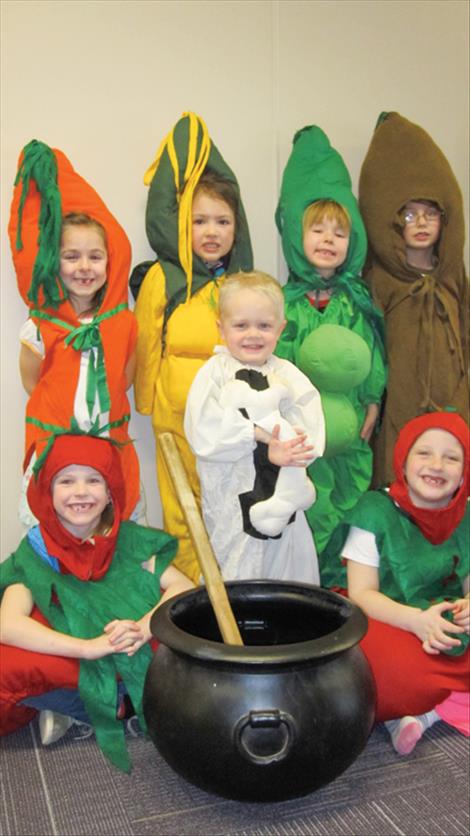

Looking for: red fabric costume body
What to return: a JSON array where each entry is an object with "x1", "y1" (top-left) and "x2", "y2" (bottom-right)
[{"x1": 360, "y1": 618, "x2": 468, "y2": 722}]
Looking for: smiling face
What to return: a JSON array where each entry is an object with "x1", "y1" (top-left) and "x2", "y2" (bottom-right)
[
  {"x1": 52, "y1": 464, "x2": 110, "y2": 539},
  {"x1": 60, "y1": 224, "x2": 108, "y2": 315},
  {"x1": 404, "y1": 428, "x2": 464, "y2": 509},
  {"x1": 191, "y1": 191, "x2": 236, "y2": 265},
  {"x1": 303, "y1": 216, "x2": 350, "y2": 278},
  {"x1": 218, "y1": 288, "x2": 286, "y2": 366}
]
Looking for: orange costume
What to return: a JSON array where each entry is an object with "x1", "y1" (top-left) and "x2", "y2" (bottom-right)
[{"x1": 8, "y1": 141, "x2": 139, "y2": 517}]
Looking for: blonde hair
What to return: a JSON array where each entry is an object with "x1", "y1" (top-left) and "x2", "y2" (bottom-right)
[
  {"x1": 218, "y1": 271, "x2": 284, "y2": 321},
  {"x1": 94, "y1": 501, "x2": 114, "y2": 536},
  {"x1": 303, "y1": 200, "x2": 351, "y2": 234}
]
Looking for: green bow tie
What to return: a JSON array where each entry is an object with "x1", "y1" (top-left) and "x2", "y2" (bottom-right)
[{"x1": 31, "y1": 304, "x2": 127, "y2": 418}]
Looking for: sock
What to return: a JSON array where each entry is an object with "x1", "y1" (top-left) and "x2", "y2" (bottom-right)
[{"x1": 419, "y1": 709, "x2": 440, "y2": 730}]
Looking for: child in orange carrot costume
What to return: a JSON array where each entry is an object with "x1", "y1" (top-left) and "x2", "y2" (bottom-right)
[{"x1": 8, "y1": 140, "x2": 140, "y2": 520}]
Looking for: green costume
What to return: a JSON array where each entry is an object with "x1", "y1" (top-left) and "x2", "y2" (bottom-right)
[
  {"x1": 342, "y1": 491, "x2": 470, "y2": 655},
  {"x1": 0, "y1": 522, "x2": 177, "y2": 771},
  {"x1": 275, "y1": 125, "x2": 386, "y2": 584}
]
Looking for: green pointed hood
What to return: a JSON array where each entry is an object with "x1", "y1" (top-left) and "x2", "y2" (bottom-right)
[
  {"x1": 276, "y1": 125, "x2": 367, "y2": 285},
  {"x1": 132, "y1": 112, "x2": 252, "y2": 314}
]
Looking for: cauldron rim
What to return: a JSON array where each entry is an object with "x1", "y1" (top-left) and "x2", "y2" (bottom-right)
[{"x1": 150, "y1": 580, "x2": 368, "y2": 665}]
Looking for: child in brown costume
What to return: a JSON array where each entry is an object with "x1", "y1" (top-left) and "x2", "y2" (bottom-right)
[{"x1": 359, "y1": 112, "x2": 469, "y2": 487}]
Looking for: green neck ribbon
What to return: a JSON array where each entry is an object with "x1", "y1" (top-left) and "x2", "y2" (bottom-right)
[{"x1": 31, "y1": 304, "x2": 127, "y2": 419}]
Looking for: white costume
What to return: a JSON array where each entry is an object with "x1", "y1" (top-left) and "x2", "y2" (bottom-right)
[{"x1": 184, "y1": 346, "x2": 325, "y2": 583}]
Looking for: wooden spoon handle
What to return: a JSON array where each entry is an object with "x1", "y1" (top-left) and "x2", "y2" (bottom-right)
[{"x1": 158, "y1": 432, "x2": 243, "y2": 646}]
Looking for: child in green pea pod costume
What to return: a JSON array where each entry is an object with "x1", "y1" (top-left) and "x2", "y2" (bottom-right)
[{"x1": 275, "y1": 125, "x2": 386, "y2": 585}]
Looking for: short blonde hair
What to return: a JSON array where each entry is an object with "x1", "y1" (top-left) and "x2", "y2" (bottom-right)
[
  {"x1": 218, "y1": 271, "x2": 285, "y2": 322},
  {"x1": 303, "y1": 200, "x2": 351, "y2": 234}
]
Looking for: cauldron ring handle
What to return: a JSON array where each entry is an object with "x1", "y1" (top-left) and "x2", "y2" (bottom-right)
[{"x1": 235, "y1": 710, "x2": 296, "y2": 765}]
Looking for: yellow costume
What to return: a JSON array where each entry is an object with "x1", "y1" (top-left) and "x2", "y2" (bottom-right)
[{"x1": 133, "y1": 113, "x2": 253, "y2": 582}]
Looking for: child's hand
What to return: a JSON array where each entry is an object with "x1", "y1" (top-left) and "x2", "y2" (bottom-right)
[
  {"x1": 267, "y1": 425, "x2": 314, "y2": 467},
  {"x1": 83, "y1": 624, "x2": 146, "y2": 660},
  {"x1": 360, "y1": 403, "x2": 379, "y2": 442},
  {"x1": 412, "y1": 601, "x2": 465, "y2": 655},
  {"x1": 83, "y1": 633, "x2": 120, "y2": 660},
  {"x1": 452, "y1": 598, "x2": 470, "y2": 633},
  {"x1": 103, "y1": 619, "x2": 148, "y2": 656}
]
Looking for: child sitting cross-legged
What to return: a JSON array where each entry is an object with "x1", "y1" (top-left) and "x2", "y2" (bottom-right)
[
  {"x1": 342, "y1": 412, "x2": 469, "y2": 755},
  {"x1": 0, "y1": 435, "x2": 193, "y2": 772}
]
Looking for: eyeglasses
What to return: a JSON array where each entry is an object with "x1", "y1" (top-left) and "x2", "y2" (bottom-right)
[{"x1": 402, "y1": 207, "x2": 442, "y2": 225}]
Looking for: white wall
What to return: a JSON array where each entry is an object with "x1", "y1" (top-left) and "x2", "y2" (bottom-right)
[{"x1": 1, "y1": 0, "x2": 468, "y2": 557}]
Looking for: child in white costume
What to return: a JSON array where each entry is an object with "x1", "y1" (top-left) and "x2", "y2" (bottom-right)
[{"x1": 185, "y1": 272, "x2": 325, "y2": 582}]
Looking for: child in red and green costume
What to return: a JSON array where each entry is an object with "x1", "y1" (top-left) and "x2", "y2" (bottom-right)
[
  {"x1": 0, "y1": 434, "x2": 192, "y2": 771},
  {"x1": 275, "y1": 125, "x2": 386, "y2": 583},
  {"x1": 342, "y1": 412, "x2": 469, "y2": 755},
  {"x1": 132, "y1": 113, "x2": 253, "y2": 583},
  {"x1": 8, "y1": 141, "x2": 140, "y2": 520}
]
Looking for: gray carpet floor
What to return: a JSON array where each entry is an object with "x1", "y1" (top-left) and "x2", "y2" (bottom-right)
[{"x1": 1, "y1": 719, "x2": 469, "y2": 836}]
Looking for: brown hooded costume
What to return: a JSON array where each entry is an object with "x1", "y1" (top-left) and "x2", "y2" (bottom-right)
[{"x1": 359, "y1": 112, "x2": 469, "y2": 486}]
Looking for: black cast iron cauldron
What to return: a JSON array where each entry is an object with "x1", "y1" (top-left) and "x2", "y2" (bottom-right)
[{"x1": 143, "y1": 581, "x2": 375, "y2": 802}]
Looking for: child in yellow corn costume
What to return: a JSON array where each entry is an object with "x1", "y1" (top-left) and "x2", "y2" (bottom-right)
[{"x1": 132, "y1": 113, "x2": 253, "y2": 583}]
